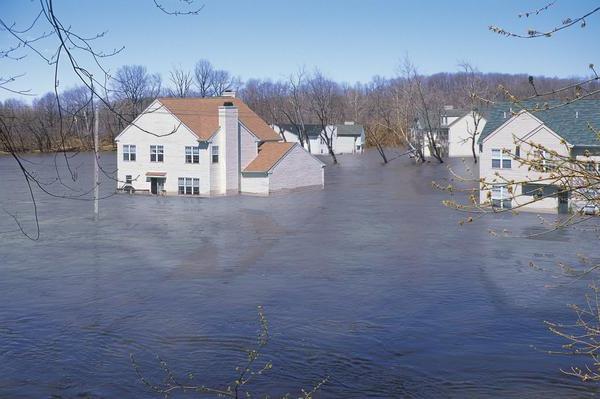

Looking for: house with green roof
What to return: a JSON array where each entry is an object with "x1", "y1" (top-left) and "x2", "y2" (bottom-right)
[
  {"x1": 478, "y1": 100, "x2": 600, "y2": 213},
  {"x1": 272, "y1": 122, "x2": 365, "y2": 155}
]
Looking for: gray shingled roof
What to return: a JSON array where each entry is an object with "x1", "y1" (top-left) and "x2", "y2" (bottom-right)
[
  {"x1": 335, "y1": 123, "x2": 364, "y2": 137},
  {"x1": 276, "y1": 124, "x2": 322, "y2": 139},
  {"x1": 443, "y1": 108, "x2": 469, "y2": 118},
  {"x1": 479, "y1": 100, "x2": 600, "y2": 146}
]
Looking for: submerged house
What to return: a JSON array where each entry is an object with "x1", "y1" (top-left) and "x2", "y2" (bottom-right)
[
  {"x1": 414, "y1": 106, "x2": 486, "y2": 159},
  {"x1": 479, "y1": 100, "x2": 600, "y2": 213},
  {"x1": 115, "y1": 93, "x2": 324, "y2": 196},
  {"x1": 273, "y1": 122, "x2": 365, "y2": 155}
]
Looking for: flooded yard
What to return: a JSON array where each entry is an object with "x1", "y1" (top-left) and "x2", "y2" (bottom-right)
[{"x1": 0, "y1": 151, "x2": 598, "y2": 398}]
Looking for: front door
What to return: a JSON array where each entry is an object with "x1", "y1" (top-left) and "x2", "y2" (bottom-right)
[
  {"x1": 558, "y1": 191, "x2": 569, "y2": 214},
  {"x1": 150, "y1": 178, "x2": 158, "y2": 195}
]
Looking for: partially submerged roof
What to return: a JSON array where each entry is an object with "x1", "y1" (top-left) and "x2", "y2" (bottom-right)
[
  {"x1": 480, "y1": 100, "x2": 600, "y2": 146},
  {"x1": 157, "y1": 97, "x2": 280, "y2": 142},
  {"x1": 243, "y1": 142, "x2": 296, "y2": 173},
  {"x1": 335, "y1": 123, "x2": 364, "y2": 137},
  {"x1": 276, "y1": 124, "x2": 323, "y2": 138}
]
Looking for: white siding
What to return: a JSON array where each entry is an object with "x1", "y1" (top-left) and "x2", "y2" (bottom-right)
[
  {"x1": 480, "y1": 112, "x2": 570, "y2": 212},
  {"x1": 448, "y1": 113, "x2": 487, "y2": 157},
  {"x1": 240, "y1": 174, "x2": 269, "y2": 194},
  {"x1": 209, "y1": 129, "x2": 222, "y2": 194},
  {"x1": 240, "y1": 124, "x2": 259, "y2": 169},
  {"x1": 335, "y1": 135, "x2": 359, "y2": 154},
  {"x1": 269, "y1": 145, "x2": 324, "y2": 191},
  {"x1": 219, "y1": 106, "x2": 239, "y2": 194},
  {"x1": 116, "y1": 100, "x2": 210, "y2": 194}
]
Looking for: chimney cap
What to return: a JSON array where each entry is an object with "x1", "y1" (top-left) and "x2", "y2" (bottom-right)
[{"x1": 222, "y1": 90, "x2": 236, "y2": 98}]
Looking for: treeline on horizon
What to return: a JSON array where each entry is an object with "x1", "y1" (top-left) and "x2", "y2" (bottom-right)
[{"x1": 1, "y1": 58, "x2": 598, "y2": 154}]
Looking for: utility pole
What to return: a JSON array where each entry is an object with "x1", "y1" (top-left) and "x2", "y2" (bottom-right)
[{"x1": 93, "y1": 100, "x2": 99, "y2": 221}]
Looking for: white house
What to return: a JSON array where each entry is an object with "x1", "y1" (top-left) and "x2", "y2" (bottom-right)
[
  {"x1": 479, "y1": 100, "x2": 600, "y2": 214},
  {"x1": 273, "y1": 122, "x2": 365, "y2": 155},
  {"x1": 415, "y1": 106, "x2": 486, "y2": 159},
  {"x1": 446, "y1": 109, "x2": 487, "y2": 158},
  {"x1": 115, "y1": 93, "x2": 325, "y2": 196}
]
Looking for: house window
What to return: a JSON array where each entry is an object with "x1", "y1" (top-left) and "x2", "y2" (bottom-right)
[
  {"x1": 491, "y1": 184, "x2": 511, "y2": 209},
  {"x1": 491, "y1": 148, "x2": 511, "y2": 169},
  {"x1": 178, "y1": 177, "x2": 200, "y2": 195},
  {"x1": 515, "y1": 146, "x2": 520, "y2": 158},
  {"x1": 534, "y1": 150, "x2": 556, "y2": 172},
  {"x1": 211, "y1": 145, "x2": 219, "y2": 163},
  {"x1": 185, "y1": 146, "x2": 200, "y2": 164},
  {"x1": 150, "y1": 145, "x2": 164, "y2": 162},
  {"x1": 125, "y1": 175, "x2": 132, "y2": 184},
  {"x1": 586, "y1": 161, "x2": 598, "y2": 172},
  {"x1": 123, "y1": 145, "x2": 136, "y2": 161},
  {"x1": 320, "y1": 137, "x2": 325, "y2": 145}
]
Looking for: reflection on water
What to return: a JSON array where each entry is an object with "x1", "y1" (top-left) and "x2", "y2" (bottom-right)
[{"x1": 0, "y1": 151, "x2": 599, "y2": 398}]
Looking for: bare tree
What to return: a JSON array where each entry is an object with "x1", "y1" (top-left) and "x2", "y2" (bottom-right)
[
  {"x1": 458, "y1": 62, "x2": 492, "y2": 163},
  {"x1": 306, "y1": 71, "x2": 343, "y2": 164},
  {"x1": 168, "y1": 66, "x2": 194, "y2": 98},
  {"x1": 193, "y1": 59, "x2": 240, "y2": 97},
  {"x1": 193, "y1": 59, "x2": 214, "y2": 97},
  {"x1": 111, "y1": 65, "x2": 162, "y2": 119}
]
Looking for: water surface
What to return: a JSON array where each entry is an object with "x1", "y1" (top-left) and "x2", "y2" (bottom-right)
[{"x1": 0, "y1": 151, "x2": 598, "y2": 398}]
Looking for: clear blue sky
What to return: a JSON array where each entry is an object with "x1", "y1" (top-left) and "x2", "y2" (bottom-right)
[{"x1": 1, "y1": 0, "x2": 598, "y2": 100}]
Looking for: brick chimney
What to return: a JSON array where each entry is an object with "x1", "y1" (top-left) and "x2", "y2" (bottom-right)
[{"x1": 218, "y1": 102, "x2": 240, "y2": 194}]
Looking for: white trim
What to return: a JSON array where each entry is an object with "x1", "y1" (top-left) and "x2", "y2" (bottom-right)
[
  {"x1": 266, "y1": 143, "x2": 326, "y2": 173},
  {"x1": 520, "y1": 123, "x2": 573, "y2": 147},
  {"x1": 482, "y1": 110, "x2": 546, "y2": 144},
  {"x1": 114, "y1": 99, "x2": 201, "y2": 142}
]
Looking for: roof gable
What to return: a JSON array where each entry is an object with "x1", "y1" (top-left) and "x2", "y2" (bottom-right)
[
  {"x1": 243, "y1": 142, "x2": 296, "y2": 173},
  {"x1": 157, "y1": 97, "x2": 280, "y2": 142},
  {"x1": 479, "y1": 100, "x2": 600, "y2": 146},
  {"x1": 276, "y1": 124, "x2": 323, "y2": 138},
  {"x1": 335, "y1": 124, "x2": 364, "y2": 137}
]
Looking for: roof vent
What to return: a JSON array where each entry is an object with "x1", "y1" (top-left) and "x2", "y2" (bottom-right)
[
  {"x1": 503, "y1": 111, "x2": 507, "y2": 119},
  {"x1": 223, "y1": 101, "x2": 234, "y2": 107},
  {"x1": 344, "y1": 121, "x2": 355, "y2": 125},
  {"x1": 576, "y1": 111, "x2": 579, "y2": 119}
]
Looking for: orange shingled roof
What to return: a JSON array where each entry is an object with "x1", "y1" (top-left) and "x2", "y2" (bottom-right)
[
  {"x1": 243, "y1": 142, "x2": 296, "y2": 173},
  {"x1": 156, "y1": 97, "x2": 281, "y2": 142}
]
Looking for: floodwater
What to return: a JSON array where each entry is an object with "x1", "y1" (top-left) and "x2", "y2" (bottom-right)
[{"x1": 0, "y1": 151, "x2": 599, "y2": 398}]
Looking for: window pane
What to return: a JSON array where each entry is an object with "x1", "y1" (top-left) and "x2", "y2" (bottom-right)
[
  {"x1": 193, "y1": 155, "x2": 199, "y2": 163},
  {"x1": 179, "y1": 186, "x2": 184, "y2": 194},
  {"x1": 158, "y1": 154, "x2": 163, "y2": 162},
  {"x1": 186, "y1": 155, "x2": 192, "y2": 163},
  {"x1": 502, "y1": 159, "x2": 511, "y2": 169},
  {"x1": 151, "y1": 154, "x2": 156, "y2": 162},
  {"x1": 123, "y1": 153, "x2": 129, "y2": 161},
  {"x1": 491, "y1": 149, "x2": 500, "y2": 158},
  {"x1": 193, "y1": 187, "x2": 199, "y2": 195},
  {"x1": 130, "y1": 153, "x2": 136, "y2": 161},
  {"x1": 492, "y1": 159, "x2": 501, "y2": 168},
  {"x1": 186, "y1": 186, "x2": 192, "y2": 195}
]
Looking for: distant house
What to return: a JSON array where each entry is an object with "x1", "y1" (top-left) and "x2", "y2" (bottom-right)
[
  {"x1": 445, "y1": 108, "x2": 487, "y2": 158},
  {"x1": 273, "y1": 122, "x2": 365, "y2": 155},
  {"x1": 479, "y1": 100, "x2": 600, "y2": 213},
  {"x1": 413, "y1": 106, "x2": 486, "y2": 159},
  {"x1": 115, "y1": 93, "x2": 324, "y2": 196}
]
